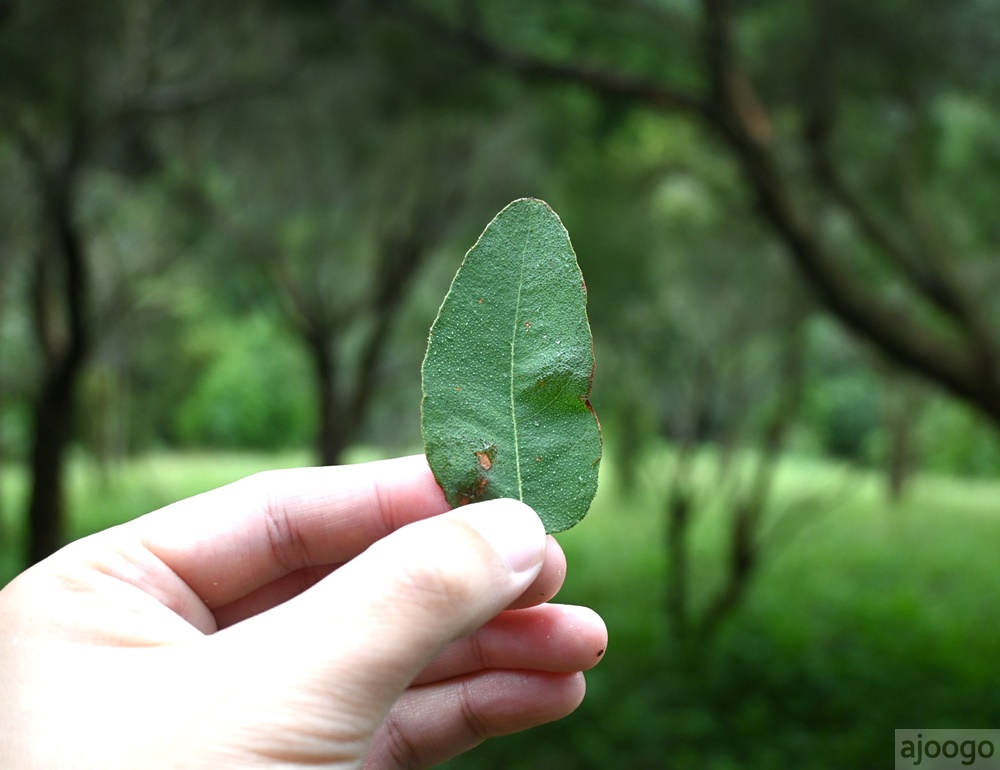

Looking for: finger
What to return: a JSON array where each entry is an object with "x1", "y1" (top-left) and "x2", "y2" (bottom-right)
[
  {"x1": 412, "y1": 604, "x2": 607, "y2": 686},
  {"x1": 212, "y1": 499, "x2": 548, "y2": 729},
  {"x1": 135, "y1": 455, "x2": 449, "y2": 608},
  {"x1": 211, "y1": 564, "x2": 336, "y2": 630},
  {"x1": 211, "y1": 533, "x2": 566, "y2": 629},
  {"x1": 366, "y1": 671, "x2": 586, "y2": 770},
  {"x1": 507, "y1": 536, "x2": 566, "y2": 610}
]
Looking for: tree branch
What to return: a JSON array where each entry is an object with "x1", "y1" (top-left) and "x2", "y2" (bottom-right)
[
  {"x1": 349, "y1": 229, "x2": 428, "y2": 419},
  {"x1": 807, "y1": 124, "x2": 1000, "y2": 378},
  {"x1": 727, "y1": 125, "x2": 993, "y2": 416},
  {"x1": 695, "y1": 0, "x2": 1000, "y2": 420},
  {"x1": 801, "y1": 56, "x2": 996, "y2": 354},
  {"x1": 392, "y1": 0, "x2": 710, "y2": 118},
  {"x1": 701, "y1": 0, "x2": 772, "y2": 144},
  {"x1": 404, "y1": 0, "x2": 1000, "y2": 422}
]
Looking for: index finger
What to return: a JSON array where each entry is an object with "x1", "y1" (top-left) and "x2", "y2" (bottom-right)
[{"x1": 135, "y1": 455, "x2": 449, "y2": 609}]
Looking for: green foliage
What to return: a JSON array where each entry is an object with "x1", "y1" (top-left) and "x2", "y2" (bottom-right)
[
  {"x1": 805, "y1": 372, "x2": 881, "y2": 461},
  {"x1": 173, "y1": 316, "x2": 313, "y2": 451},
  {"x1": 0, "y1": 403, "x2": 29, "y2": 463},
  {"x1": 798, "y1": 321, "x2": 883, "y2": 463},
  {"x1": 916, "y1": 398, "x2": 1000, "y2": 477},
  {"x1": 421, "y1": 200, "x2": 601, "y2": 533},
  {"x1": 442, "y1": 445, "x2": 1000, "y2": 770}
]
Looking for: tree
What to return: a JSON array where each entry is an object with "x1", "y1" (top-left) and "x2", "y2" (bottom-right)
[
  {"x1": 616, "y1": 185, "x2": 814, "y2": 647},
  {"x1": 270, "y1": 149, "x2": 463, "y2": 466},
  {"x1": 195, "y1": 68, "x2": 479, "y2": 464},
  {"x1": 393, "y1": 0, "x2": 1000, "y2": 433},
  {"x1": 0, "y1": 0, "x2": 293, "y2": 562},
  {"x1": 185, "y1": 5, "x2": 556, "y2": 464}
]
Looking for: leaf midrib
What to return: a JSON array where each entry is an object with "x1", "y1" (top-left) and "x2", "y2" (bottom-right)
[{"x1": 508, "y1": 221, "x2": 532, "y2": 502}]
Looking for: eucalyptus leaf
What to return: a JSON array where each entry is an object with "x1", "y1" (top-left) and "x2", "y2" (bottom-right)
[{"x1": 420, "y1": 198, "x2": 602, "y2": 533}]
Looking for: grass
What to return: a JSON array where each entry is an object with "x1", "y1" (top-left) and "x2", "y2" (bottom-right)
[
  {"x1": 2, "y1": 443, "x2": 1000, "y2": 768},
  {"x1": 448, "y1": 445, "x2": 1000, "y2": 769}
]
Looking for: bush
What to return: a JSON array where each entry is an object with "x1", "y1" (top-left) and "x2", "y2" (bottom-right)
[
  {"x1": 805, "y1": 372, "x2": 881, "y2": 462},
  {"x1": 173, "y1": 316, "x2": 313, "y2": 450},
  {"x1": 916, "y1": 398, "x2": 1000, "y2": 477}
]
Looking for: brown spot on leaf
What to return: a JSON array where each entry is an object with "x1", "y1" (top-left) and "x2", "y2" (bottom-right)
[
  {"x1": 475, "y1": 443, "x2": 497, "y2": 470},
  {"x1": 460, "y1": 477, "x2": 487, "y2": 503},
  {"x1": 477, "y1": 298, "x2": 484, "y2": 304},
  {"x1": 455, "y1": 386, "x2": 462, "y2": 392},
  {"x1": 524, "y1": 321, "x2": 531, "y2": 328},
  {"x1": 536, "y1": 456, "x2": 542, "y2": 462},
  {"x1": 456, "y1": 446, "x2": 495, "y2": 507}
]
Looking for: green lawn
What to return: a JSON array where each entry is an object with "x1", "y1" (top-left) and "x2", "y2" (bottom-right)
[{"x1": 2, "y1": 445, "x2": 999, "y2": 768}]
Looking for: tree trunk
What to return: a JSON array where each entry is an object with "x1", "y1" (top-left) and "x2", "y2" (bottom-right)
[
  {"x1": 665, "y1": 483, "x2": 692, "y2": 643},
  {"x1": 26, "y1": 371, "x2": 78, "y2": 564},
  {"x1": 886, "y1": 421, "x2": 912, "y2": 503},
  {"x1": 884, "y1": 384, "x2": 918, "y2": 503},
  {"x1": 697, "y1": 500, "x2": 757, "y2": 641},
  {"x1": 307, "y1": 330, "x2": 351, "y2": 467},
  {"x1": 26, "y1": 236, "x2": 89, "y2": 562},
  {"x1": 25, "y1": 144, "x2": 90, "y2": 565}
]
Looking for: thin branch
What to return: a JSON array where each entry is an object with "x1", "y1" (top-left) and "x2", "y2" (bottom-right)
[
  {"x1": 392, "y1": 0, "x2": 710, "y2": 118},
  {"x1": 803, "y1": 85, "x2": 995, "y2": 354},
  {"x1": 696, "y1": 319, "x2": 806, "y2": 642},
  {"x1": 702, "y1": 0, "x2": 732, "y2": 103},
  {"x1": 810, "y1": 137, "x2": 936, "y2": 294},
  {"x1": 271, "y1": 258, "x2": 360, "y2": 342},
  {"x1": 348, "y1": 230, "x2": 427, "y2": 418},
  {"x1": 809, "y1": 129, "x2": 1000, "y2": 386}
]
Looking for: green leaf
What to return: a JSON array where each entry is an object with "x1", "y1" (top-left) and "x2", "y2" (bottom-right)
[{"x1": 421, "y1": 198, "x2": 602, "y2": 533}]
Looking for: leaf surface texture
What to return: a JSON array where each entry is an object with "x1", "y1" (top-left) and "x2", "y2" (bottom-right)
[{"x1": 421, "y1": 198, "x2": 601, "y2": 533}]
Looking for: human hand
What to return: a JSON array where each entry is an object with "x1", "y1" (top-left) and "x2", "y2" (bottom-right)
[{"x1": 0, "y1": 455, "x2": 606, "y2": 769}]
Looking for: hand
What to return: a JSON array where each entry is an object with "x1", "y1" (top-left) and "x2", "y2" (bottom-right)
[{"x1": 0, "y1": 455, "x2": 606, "y2": 769}]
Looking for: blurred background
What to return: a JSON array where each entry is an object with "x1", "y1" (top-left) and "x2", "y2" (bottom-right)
[{"x1": 3, "y1": 1, "x2": 1000, "y2": 767}]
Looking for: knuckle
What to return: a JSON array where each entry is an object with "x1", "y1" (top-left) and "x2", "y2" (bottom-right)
[
  {"x1": 240, "y1": 473, "x2": 311, "y2": 575},
  {"x1": 381, "y1": 710, "x2": 424, "y2": 770},
  {"x1": 467, "y1": 628, "x2": 494, "y2": 670},
  {"x1": 457, "y1": 678, "x2": 493, "y2": 743}
]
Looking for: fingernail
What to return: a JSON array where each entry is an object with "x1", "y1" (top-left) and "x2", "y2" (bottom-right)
[{"x1": 465, "y1": 499, "x2": 545, "y2": 576}]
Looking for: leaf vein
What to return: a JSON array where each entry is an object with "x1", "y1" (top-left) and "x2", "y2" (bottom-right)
[
  {"x1": 509, "y1": 222, "x2": 532, "y2": 501},
  {"x1": 527, "y1": 377, "x2": 575, "y2": 420}
]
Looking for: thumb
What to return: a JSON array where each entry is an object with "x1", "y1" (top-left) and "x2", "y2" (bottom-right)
[{"x1": 213, "y1": 498, "x2": 546, "y2": 730}]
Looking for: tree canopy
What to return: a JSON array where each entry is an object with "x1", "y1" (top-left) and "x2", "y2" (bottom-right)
[{"x1": 2, "y1": 0, "x2": 1000, "y2": 562}]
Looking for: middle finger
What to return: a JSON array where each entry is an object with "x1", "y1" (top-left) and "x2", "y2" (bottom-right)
[{"x1": 412, "y1": 603, "x2": 607, "y2": 686}]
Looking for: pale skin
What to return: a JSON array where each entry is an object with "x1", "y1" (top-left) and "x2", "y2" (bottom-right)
[{"x1": 0, "y1": 455, "x2": 607, "y2": 769}]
